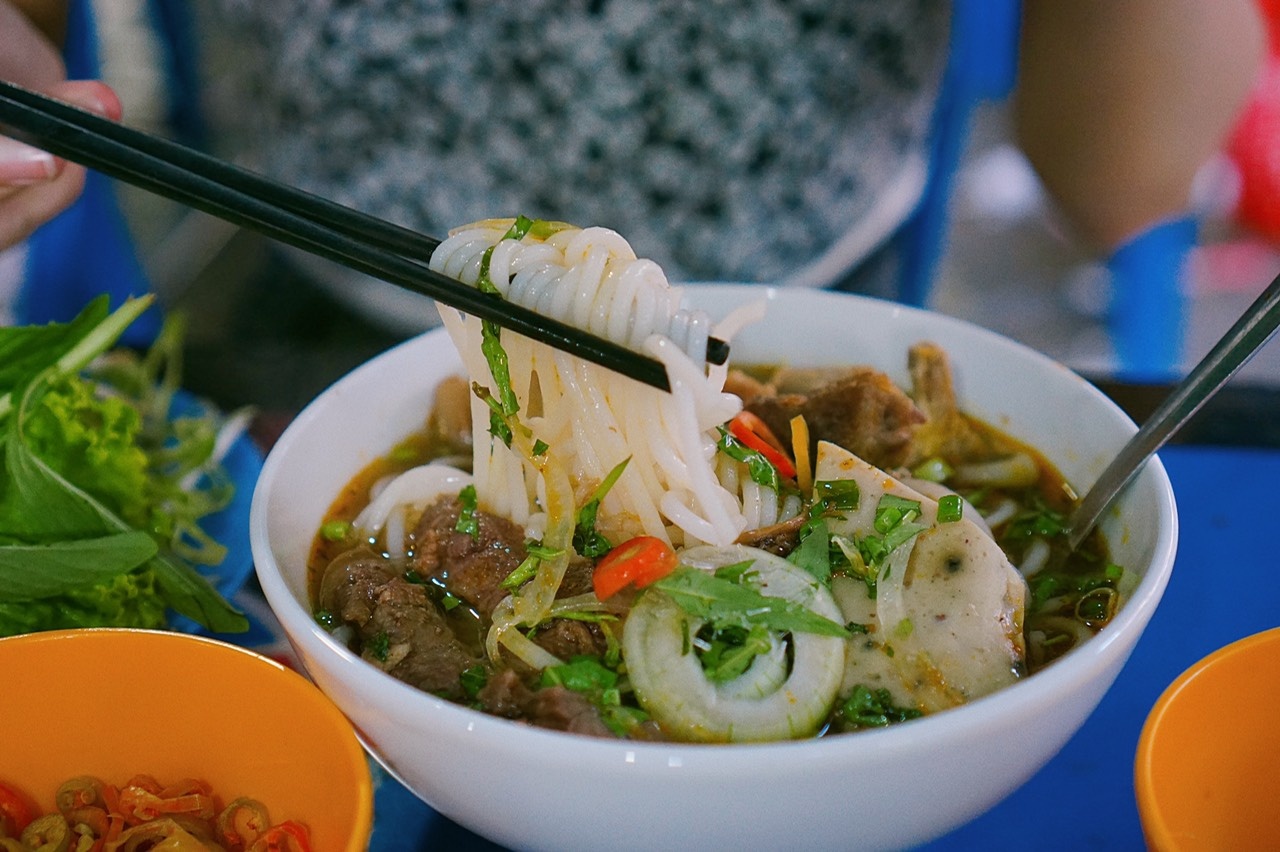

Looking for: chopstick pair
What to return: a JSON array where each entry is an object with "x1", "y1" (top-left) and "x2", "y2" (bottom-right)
[{"x1": 0, "y1": 80, "x2": 729, "y2": 391}]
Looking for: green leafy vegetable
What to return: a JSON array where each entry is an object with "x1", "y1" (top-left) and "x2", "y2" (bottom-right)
[
  {"x1": 716, "y1": 427, "x2": 780, "y2": 492},
  {"x1": 787, "y1": 516, "x2": 832, "y2": 585},
  {"x1": 695, "y1": 622, "x2": 774, "y2": 682},
  {"x1": 573, "y1": 456, "x2": 630, "y2": 558},
  {"x1": 0, "y1": 296, "x2": 247, "y2": 636},
  {"x1": 834, "y1": 684, "x2": 923, "y2": 730},
  {"x1": 455, "y1": 484, "x2": 480, "y2": 538},
  {"x1": 473, "y1": 216, "x2": 536, "y2": 444},
  {"x1": 0, "y1": 532, "x2": 157, "y2": 599},
  {"x1": 937, "y1": 494, "x2": 964, "y2": 523},
  {"x1": 1004, "y1": 498, "x2": 1068, "y2": 539},
  {"x1": 460, "y1": 664, "x2": 489, "y2": 699},
  {"x1": 653, "y1": 565, "x2": 849, "y2": 638},
  {"x1": 501, "y1": 541, "x2": 562, "y2": 591},
  {"x1": 813, "y1": 478, "x2": 861, "y2": 513}
]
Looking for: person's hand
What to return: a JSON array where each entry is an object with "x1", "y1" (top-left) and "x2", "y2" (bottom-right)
[{"x1": 0, "y1": 0, "x2": 121, "y2": 250}]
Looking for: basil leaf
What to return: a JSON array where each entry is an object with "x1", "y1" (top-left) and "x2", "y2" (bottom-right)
[
  {"x1": 653, "y1": 566, "x2": 849, "y2": 638},
  {"x1": 0, "y1": 532, "x2": 158, "y2": 600}
]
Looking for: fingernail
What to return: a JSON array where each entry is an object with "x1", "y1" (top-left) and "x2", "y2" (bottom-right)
[{"x1": 0, "y1": 135, "x2": 57, "y2": 184}]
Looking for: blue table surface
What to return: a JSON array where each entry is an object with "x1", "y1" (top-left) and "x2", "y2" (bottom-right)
[{"x1": 353, "y1": 444, "x2": 1278, "y2": 851}]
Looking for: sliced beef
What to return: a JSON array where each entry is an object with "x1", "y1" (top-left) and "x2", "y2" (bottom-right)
[
  {"x1": 476, "y1": 668, "x2": 613, "y2": 738},
  {"x1": 527, "y1": 687, "x2": 614, "y2": 738},
  {"x1": 556, "y1": 555, "x2": 597, "y2": 599},
  {"x1": 317, "y1": 547, "x2": 482, "y2": 699},
  {"x1": 747, "y1": 366, "x2": 925, "y2": 470},
  {"x1": 905, "y1": 342, "x2": 996, "y2": 465},
  {"x1": 534, "y1": 618, "x2": 609, "y2": 660},
  {"x1": 476, "y1": 668, "x2": 535, "y2": 719},
  {"x1": 412, "y1": 496, "x2": 528, "y2": 616}
]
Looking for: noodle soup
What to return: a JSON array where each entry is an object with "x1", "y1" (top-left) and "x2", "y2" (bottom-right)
[
  {"x1": 251, "y1": 278, "x2": 1176, "y2": 851},
  {"x1": 304, "y1": 219, "x2": 1123, "y2": 744}
]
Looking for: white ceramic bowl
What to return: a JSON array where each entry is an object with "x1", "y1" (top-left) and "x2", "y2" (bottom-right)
[{"x1": 251, "y1": 287, "x2": 1178, "y2": 851}]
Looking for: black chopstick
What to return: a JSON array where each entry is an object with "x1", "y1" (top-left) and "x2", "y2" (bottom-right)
[{"x1": 0, "y1": 80, "x2": 731, "y2": 390}]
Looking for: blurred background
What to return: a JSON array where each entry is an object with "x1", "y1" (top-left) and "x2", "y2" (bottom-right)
[{"x1": 4, "y1": 0, "x2": 1279, "y2": 423}]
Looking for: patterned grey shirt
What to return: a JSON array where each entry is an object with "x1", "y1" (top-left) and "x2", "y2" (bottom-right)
[{"x1": 199, "y1": 0, "x2": 949, "y2": 290}]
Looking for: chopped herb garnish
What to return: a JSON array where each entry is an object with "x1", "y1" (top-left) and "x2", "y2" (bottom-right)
[
  {"x1": 1005, "y1": 499, "x2": 1068, "y2": 539},
  {"x1": 894, "y1": 618, "x2": 914, "y2": 639},
  {"x1": 573, "y1": 457, "x2": 631, "y2": 558},
  {"x1": 532, "y1": 439, "x2": 550, "y2": 456},
  {"x1": 501, "y1": 541, "x2": 563, "y2": 591},
  {"x1": 540, "y1": 656, "x2": 618, "y2": 693},
  {"x1": 320, "y1": 520, "x2": 351, "y2": 542},
  {"x1": 455, "y1": 484, "x2": 480, "y2": 538},
  {"x1": 441, "y1": 592, "x2": 463, "y2": 611},
  {"x1": 835, "y1": 684, "x2": 922, "y2": 730},
  {"x1": 460, "y1": 665, "x2": 489, "y2": 699},
  {"x1": 717, "y1": 427, "x2": 781, "y2": 492},
  {"x1": 936, "y1": 494, "x2": 964, "y2": 523},
  {"x1": 911, "y1": 457, "x2": 954, "y2": 483},
  {"x1": 712, "y1": 559, "x2": 757, "y2": 584},
  {"x1": 695, "y1": 623, "x2": 774, "y2": 682},
  {"x1": 874, "y1": 494, "x2": 922, "y2": 534},
  {"x1": 601, "y1": 704, "x2": 651, "y2": 737},
  {"x1": 814, "y1": 478, "x2": 861, "y2": 512},
  {"x1": 314, "y1": 609, "x2": 337, "y2": 630},
  {"x1": 846, "y1": 622, "x2": 871, "y2": 634},
  {"x1": 368, "y1": 632, "x2": 390, "y2": 663},
  {"x1": 472, "y1": 216, "x2": 534, "y2": 441}
]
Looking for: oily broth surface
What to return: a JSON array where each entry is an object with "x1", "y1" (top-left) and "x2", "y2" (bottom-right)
[{"x1": 307, "y1": 369, "x2": 1117, "y2": 679}]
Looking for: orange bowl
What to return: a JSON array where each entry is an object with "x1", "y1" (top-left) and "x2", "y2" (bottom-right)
[
  {"x1": 0, "y1": 628, "x2": 373, "y2": 852},
  {"x1": 1135, "y1": 626, "x2": 1280, "y2": 851}
]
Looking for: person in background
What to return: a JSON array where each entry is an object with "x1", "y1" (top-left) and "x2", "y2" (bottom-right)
[
  {"x1": 0, "y1": 0, "x2": 119, "y2": 249},
  {"x1": 0, "y1": 0, "x2": 1266, "y2": 383},
  {"x1": 194, "y1": 0, "x2": 1263, "y2": 304}
]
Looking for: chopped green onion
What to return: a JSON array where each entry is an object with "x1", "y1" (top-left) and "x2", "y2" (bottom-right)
[
  {"x1": 874, "y1": 494, "x2": 922, "y2": 534},
  {"x1": 911, "y1": 457, "x2": 954, "y2": 483},
  {"x1": 936, "y1": 494, "x2": 964, "y2": 523},
  {"x1": 320, "y1": 520, "x2": 351, "y2": 541},
  {"x1": 814, "y1": 478, "x2": 860, "y2": 512}
]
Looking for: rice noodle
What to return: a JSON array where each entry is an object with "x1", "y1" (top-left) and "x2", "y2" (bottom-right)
[
  {"x1": 430, "y1": 219, "x2": 757, "y2": 559},
  {"x1": 430, "y1": 219, "x2": 771, "y2": 658}
]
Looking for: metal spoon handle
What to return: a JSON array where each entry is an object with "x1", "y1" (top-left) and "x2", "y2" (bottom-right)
[{"x1": 1067, "y1": 268, "x2": 1280, "y2": 550}]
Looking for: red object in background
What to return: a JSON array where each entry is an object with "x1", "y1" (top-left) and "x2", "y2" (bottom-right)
[{"x1": 1229, "y1": 1, "x2": 1280, "y2": 241}]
